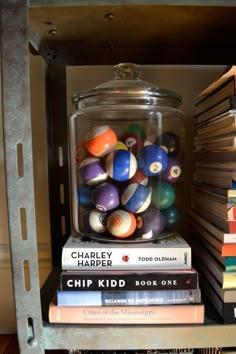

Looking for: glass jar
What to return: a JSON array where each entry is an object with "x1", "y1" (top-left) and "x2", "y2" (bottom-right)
[{"x1": 69, "y1": 63, "x2": 184, "y2": 242}]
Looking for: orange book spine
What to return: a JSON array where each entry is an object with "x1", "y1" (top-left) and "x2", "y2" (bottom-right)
[
  {"x1": 222, "y1": 243, "x2": 236, "y2": 256},
  {"x1": 49, "y1": 302, "x2": 204, "y2": 324}
]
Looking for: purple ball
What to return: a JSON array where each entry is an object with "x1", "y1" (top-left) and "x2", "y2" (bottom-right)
[
  {"x1": 92, "y1": 182, "x2": 120, "y2": 212},
  {"x1": 161, "y1": 157, "x2": 181, "y2": 184},
  {"x1": 136, "y1": 207, "x2": 165, "y2": 239},
  {"x1": 79, "y1": 157, "x2": 107, "y2": 185}
]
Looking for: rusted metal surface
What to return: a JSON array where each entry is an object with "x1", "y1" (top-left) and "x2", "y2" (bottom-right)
[
  {"x1": 28, "y1": 3, "x2": 236, "y2": 64},
  {"x1": 0, "y1": 1, "x2": 44, "y2": 352},
  {"x1": 43, "y1": 323, "x2": 236, "y2": 350}
]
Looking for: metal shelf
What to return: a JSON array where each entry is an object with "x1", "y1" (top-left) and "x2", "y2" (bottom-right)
[
  {"x1": 2, "y1": 1, "x2": 236, "y2": 353},
  {"x1": 28, "y1": 1, "x2": 236, "y2": 65}
]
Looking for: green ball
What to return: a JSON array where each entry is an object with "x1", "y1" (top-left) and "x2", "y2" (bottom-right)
[
  {"x1": 126, "y1": 124, "x2": 146, "y2": 140},
  {"x1": 151, "y1": 181, "x2": 176, "y2": 210}
]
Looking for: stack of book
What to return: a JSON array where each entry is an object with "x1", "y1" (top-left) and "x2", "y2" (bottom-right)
[
  {"x1": 189, "y1": 65, "x2": 236, "y2": 323},
  {"x1": 48, "y1": 233, "x2": 204, "y2": 324}
]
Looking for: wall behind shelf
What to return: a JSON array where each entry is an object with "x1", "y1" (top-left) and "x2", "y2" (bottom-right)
[{"x1": 0, "y1": 54, "x2": 51, "y2": 333}]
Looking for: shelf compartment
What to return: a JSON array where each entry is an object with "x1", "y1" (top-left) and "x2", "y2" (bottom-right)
[{"x1": 41, "y1": 269, "x2": 236, "y2": 350}]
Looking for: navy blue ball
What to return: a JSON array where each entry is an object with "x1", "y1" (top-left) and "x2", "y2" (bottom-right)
[
  {"x1": 137, "y1": 145, "x2": 168, "y2": 176},
  {"x1": 121, "y1": 183, "x2": 151, "y2": 213}
]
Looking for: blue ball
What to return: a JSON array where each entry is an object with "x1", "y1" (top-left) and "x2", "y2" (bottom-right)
[
  {"x1": 137, "y1": 145, "x2": 168, "y2": 176},
  {"x1": 121, "y1": 183, "x2": 151, "y2": 213},
  {"x1": 77, "y1": 185, "x2": 93, "y2": 207},
  {"x1": 106, "y1": 150, "x2": 137, "y2": 181}
]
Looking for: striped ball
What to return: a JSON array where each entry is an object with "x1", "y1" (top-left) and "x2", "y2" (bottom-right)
[
  {"x1": 121, "y1": 183, "x2": 151, "y2": 213},
  {"x1": 107, "y1": 209, "x2": 136, "y2": 238},
  {"x1": 106, "y1": 150, "x2": 137, "y2": 181},
  {"x1": 79, "y1": 157, "x2": 107, "y2": 185},
  {"x1": 85, "y1": 125, "x2": 117, "y2": 157}
]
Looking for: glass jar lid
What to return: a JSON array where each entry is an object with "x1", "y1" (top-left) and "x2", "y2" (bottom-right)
[{"x1": 72, "y1": 63, "x2": 182, "y2": 109}]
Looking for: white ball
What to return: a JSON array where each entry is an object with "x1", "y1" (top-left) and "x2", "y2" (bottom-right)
[{"x1": 89, "y1": 209, "x2": 107, "y2": 233}]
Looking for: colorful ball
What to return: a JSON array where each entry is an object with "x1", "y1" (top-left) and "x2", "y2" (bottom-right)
[
  {"x1": 85, "y1": 125, "x2": 117, "y2": 157},
  {"x1": 120, "y1": 133, "x2": 144, "y2": 155},
  {"x1": 162, "y1": 205, "x2": 180, "y2": 230},
  {"x1": 128, "y1": 170, "x2": 148, "y2": 186},
  {"x1": 89, "y1": 209, "x2": 108, "y2": 233},
  {"x1": 113, "y1": 141, "x2": 128, "y2": 151},
  {"x1": 154, "y1": 132, "x2": 180, "y2": 157},
  {"x1": 107, "y1": 209, "x2": 136, "y2": 238},
  {"x1": 92, "y1": 182, "x2": 120, "y2": 212},
  {"x1": 74, "y1": 141, "x2": 90, "y2": 165},
  {"x1": 137, "y1": 145, "x2": 168, "y2": 176},
  {"x1": 126, "y1": 124, "x2": 146, "y2": 140},
  {"x1": 79, "y1": 157, "x2": 107, "y2": 185},
  {"x1": 136, "y1": 207, "x2": 166, "y2": 239},
  {"x1": 106, "y1": 150, "x2": 137, "y2": 181},
  {"x1": 77, "y1": 184, "x2": 93, "y2": 207},
  {"x1": 121, "y1": 183, "x2": 151, "y2": 213},
  {"x1": 151, "y1": 181, "x2": 176, "y2": 210},
  {"x1": 161, "y1": 157, "x2": 181, "y2": 184}
]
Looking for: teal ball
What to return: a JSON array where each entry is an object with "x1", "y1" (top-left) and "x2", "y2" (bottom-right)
[{"x1": 151, "y1": 181, "x2": 175, "y2": 210}]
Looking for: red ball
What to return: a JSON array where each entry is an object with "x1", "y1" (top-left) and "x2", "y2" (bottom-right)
[
  {"x1": 128, "y1": 170, "x2": 148, "y2": 186},
  {"x1": 74, "y1": 141, "x2": 90, "y2": 165},
  {"x1": 120, "y1": 133, "x2": 144, "y2": 156}
]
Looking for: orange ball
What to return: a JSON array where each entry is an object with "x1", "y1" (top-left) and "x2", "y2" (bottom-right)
[{"x1": 85, "y1": 125, "x2": 117, "y2": 157}]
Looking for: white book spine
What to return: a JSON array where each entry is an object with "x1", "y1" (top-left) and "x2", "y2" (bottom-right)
[{"x1": 61, "y1": 247, "x2": 191, "y2": 270}]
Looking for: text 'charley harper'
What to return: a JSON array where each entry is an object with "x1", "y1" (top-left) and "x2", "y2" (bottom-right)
[{"x1": 71, "y1": 251, "x2": 178, "y2": 267}]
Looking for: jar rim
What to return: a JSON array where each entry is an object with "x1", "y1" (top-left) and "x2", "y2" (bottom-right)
[{"x1": 72, "y1": 63, "x2": 182, "y2": 108}]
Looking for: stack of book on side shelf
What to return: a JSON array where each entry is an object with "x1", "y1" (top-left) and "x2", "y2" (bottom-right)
[
  {"x1": 189, "y1": 65, "x2": 236, "y2": 323},
  {"x1": 48, "y1": 233, "x2": 204, "y2": 324}
]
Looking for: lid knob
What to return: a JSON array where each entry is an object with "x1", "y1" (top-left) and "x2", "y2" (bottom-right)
[{"x1": 113, "y1": 63, "x2": 141, "y2": 80}]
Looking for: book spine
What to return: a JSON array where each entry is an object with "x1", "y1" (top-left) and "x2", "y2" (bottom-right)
[
  {"x1": 196, "y1": 96, "x2": 236, "y2": 124},
  {"x1": 56, "y1": 289, "x2": 201, "y2": 306},
  {"x1": 225, "y1": 257, "x2": 236, "y2": 269},
  {"x1": 222, "y1": 272, "x2": 236, "y2": 289},
  {"x1": 223, "y1": 302, "x2": 236, "y2": 323},
  {"x1": 191, "y1": 189, "x2": 236, "y2": 221},
  {"x1": 49, "y1": 303, "x2": 205, "y2": 324},
  {"x1": 60, "y1": 272, "x2": 199, "y2": 291},
  {"x1": 61, "y1": 247, "x2": 191, "y2": 271},
  {"x1": 199, "y1": 273, "x2": 236, "y2": 323}
]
